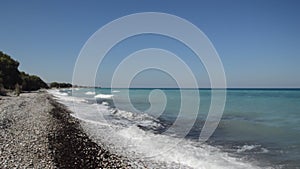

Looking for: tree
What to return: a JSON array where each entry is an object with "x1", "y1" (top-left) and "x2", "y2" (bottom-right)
[
  {"x1": 0, "y1": 71, "x2": 4, "y2": 95},
  {"x1": 50, "y1": 82, "x2": 72, "y2": 88},
  {"x1": 0, "y1": 51, "x2": 22, "y2": 89},
  {"x1": 20, "y1": 72, "x2": 48, "y2": 91},
  {"x1": 0, "y1": 51, "x2": 49, "y2": 92}
]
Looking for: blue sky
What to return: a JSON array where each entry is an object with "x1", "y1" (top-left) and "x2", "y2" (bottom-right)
[{"x1": 0, "y1": 0, "x2": 300, "y2": 88}]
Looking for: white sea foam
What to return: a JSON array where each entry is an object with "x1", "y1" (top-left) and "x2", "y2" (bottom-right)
[
  {"x1": 237, "y1": 145, "x2": 269, "y2": 154},
  {"x1": 48, "y1": 89, "x2": 86, "y2": 103},
  {"x1": 82, "y1": 121, "x2": 264, "y2": 169},
  {"x1": 112, "y1": 109, "x2": 157, "y2": 122},
  {"x1": 261, "y1": 148, "x2": 269, "y2": 153},
  {"x1": 85, "y1": 91, "x2": 96, "y2": 95},
  {"x1": 48, "y1": 89, "x2": 67, "y2": 96},
  {"x1": 112, "y1": 90, "x2": 120, "y2": 93},
  {"x1": 102, "y1": 101, "x2": 109, "y2": 106},
  {"x1": 94, "y1": 94, "x2": 114, "y2": 99},
  {"x1": 53, "y1": 90, "x2": 68, "y2": 96},
  {"x1": 50, "y1": 90, "x2": 266, "y2": 169},
  {"x1": 237, "y1": 145, "x2": 260, "y2": 153},
  {"x1": 111, "y1": 109, "x2": 162, "y2": 130}
]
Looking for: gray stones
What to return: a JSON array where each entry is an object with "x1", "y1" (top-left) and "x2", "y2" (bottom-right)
[
  {"x1": 0, "y1": 93, "x2": 56, "y2": 169},
  {"x1": 0, "y1": 92, "x2": 134, "y2": 169}
]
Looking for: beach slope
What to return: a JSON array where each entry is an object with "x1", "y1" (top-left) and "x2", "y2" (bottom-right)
[{"x1": 0, "y1": 91, "x2": 130, "y2": 168}]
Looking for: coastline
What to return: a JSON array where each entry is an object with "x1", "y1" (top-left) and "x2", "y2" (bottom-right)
[{"x1": 0, "y1": 91, "x2": 131, "y2": 168}]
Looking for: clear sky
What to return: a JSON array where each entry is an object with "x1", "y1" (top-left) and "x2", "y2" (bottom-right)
[{"x1": 1, "y1": 0, "x2": 300, "y2": 88}]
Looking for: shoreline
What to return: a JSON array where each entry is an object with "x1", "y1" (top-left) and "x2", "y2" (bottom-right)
[{"x1": 0, "y1": 91, "x2": 131, "y2": 168}]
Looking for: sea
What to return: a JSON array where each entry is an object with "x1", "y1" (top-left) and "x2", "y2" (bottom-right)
[{"x1": 49, "y1": 88, "x2": 300, "y2": 169}]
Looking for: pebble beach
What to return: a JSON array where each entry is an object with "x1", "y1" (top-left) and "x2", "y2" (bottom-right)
[{"x1": 0, "y1": 91, "x2": 132, "y2": 169}]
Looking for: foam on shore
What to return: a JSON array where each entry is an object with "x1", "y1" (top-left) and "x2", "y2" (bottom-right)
[
  {"x1": 94, "y1": 94, "x2": 114, "y2": 99},
  {"x1": 85, "y1": 91, "x2": 96, "y2": 95},
  {"x1": 49, "y1": 89, "x2": 265, "y2": 169}
]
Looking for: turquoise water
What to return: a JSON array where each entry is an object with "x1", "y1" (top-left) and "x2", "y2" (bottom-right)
[
  {"x1": 58, "y1": 88, "x2": 300, "y2": 168},
  {"x1": 214, "y1": 90, "x2": 300, "y2": 168}
]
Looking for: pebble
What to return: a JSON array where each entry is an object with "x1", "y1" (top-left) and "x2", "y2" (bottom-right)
[{"x1": 0, "y1": 92, "x2": 134, "y2": 169}]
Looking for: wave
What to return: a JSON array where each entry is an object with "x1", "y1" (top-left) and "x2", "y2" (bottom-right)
[
  {"x1": 82, "y1": 121, "x2": 263, "y2": 169},
  {"x1": 85, "y1": 91, "x2": 96, "y2": 95},
  {"x1": 237, "y1": 145, "x2": 269, "y2": 153},
  {"x1": 111, "y1": 109, "x2": 163, "y2": 131},
  {"x1": 48, "y1": 89, "x2": 86, "y2": 103},
  {"x1": 94, "y1": 94, "x2": 114, "y2": 99},
  {"x1": 112, "y1": 90, "x2": 120, "y2": 93},
  {"x1": 102, "y1": 101, "x2": 109, "y2": 106},
  {"x1": 52, "y1": 90, "x2": 68, "y2": 96},
  {"x1": 49, "y1": 89, "x2": 264, "y2": 169},
  {"x1": 48, "y1": 89, "x2": 68, "y2": 96}
]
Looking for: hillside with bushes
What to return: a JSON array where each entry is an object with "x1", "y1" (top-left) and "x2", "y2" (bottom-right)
[{"x1": 0, "y1": 51, "x2": 48, "y2": 95}]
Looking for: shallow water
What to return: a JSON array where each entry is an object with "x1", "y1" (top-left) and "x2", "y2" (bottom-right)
[{"x1": 50, "y1": 88, "x2": 300, "y2": 168}]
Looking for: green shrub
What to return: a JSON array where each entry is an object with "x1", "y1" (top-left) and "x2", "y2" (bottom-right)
[
  {"x1": 0, "y1": 51, "x2": 22, "y2": 89},
  {"x1": 0, "y1": 51, "x2": 49, "y2": 92},
  {"x1": 50, "y1": 82, "x2": 72, "y2": 88}
]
